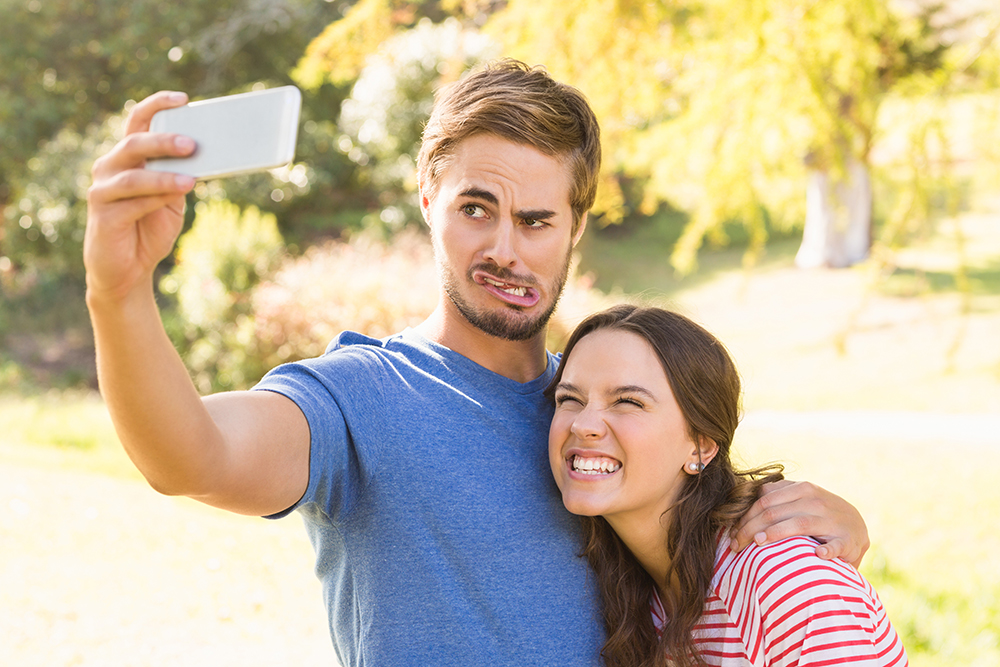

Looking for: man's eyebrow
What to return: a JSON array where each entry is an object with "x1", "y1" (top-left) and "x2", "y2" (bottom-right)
[
  {"x1": 459, "y1": 187, "x2": 498, "y2": 205},
  {"x1": 517, "y1": 208, "x2": 557, "y2": 221},
  {"x1": 459, "y1": 187, "x2": 558, "y2": 221}
]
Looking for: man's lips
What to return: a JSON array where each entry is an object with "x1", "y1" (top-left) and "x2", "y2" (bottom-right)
[{"x1": 473, "y1": 271, "x2": 540, "y2": 307}]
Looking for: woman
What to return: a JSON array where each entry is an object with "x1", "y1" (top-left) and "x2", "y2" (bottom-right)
[{"x1": 547, "y1": 304, "x2": 907, "y2": 667}]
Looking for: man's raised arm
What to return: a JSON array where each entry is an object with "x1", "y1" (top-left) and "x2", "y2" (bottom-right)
[{"x1": 84, "y1": 91, "x2": 309, "y2": 516}]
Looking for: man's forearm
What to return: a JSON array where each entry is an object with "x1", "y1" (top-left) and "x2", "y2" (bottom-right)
[{"x1": 88, "y1": 286, "x2": 226, "y2": 497}]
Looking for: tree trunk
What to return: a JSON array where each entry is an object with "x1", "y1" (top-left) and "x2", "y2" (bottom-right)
[{"x1": 795, "y1": 159, "x2": 872, "y2": 269}]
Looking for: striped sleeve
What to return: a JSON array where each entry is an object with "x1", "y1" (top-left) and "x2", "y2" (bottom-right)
[{"x1": 712, "y1": 536, "x2": 908, "y2": 666}]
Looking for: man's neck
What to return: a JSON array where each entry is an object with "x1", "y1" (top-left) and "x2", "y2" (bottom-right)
[{"x1": 415, "y1": 305, "x2": 550, "y2": 383}]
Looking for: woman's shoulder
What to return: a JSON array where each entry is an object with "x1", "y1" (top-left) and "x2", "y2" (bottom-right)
[
  {"x1": 708, "y1": 535, "x2": 907, "y2": 666},
  {"x1": 713, "y1": 534, "x2": 868, "y2": 602}
]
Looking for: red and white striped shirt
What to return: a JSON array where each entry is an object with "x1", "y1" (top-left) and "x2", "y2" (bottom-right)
[{"x1": 651, "y1": 535, "x2": 908, "y2": 666}]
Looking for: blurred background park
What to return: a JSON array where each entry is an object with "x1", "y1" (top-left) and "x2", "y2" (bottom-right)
[{"x1": 1, "y1": 0, "x2": 999, "y2": 664}]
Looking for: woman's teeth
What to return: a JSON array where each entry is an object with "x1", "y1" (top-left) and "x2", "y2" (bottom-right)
[{"x1": 571, "y1": 455, "x2": 622, "y2": 475}]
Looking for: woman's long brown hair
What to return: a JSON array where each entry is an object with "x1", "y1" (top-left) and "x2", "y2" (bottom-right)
[{"x1": 547, "y1": 305, "x2": 784, "y2": 667}]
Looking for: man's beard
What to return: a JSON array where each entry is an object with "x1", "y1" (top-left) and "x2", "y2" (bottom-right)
[{"x1": 440, "y1": 250, "x2": 572, "y2": 342}]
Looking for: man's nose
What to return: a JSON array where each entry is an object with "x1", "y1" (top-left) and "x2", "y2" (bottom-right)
[{"x1": 482, "y1": 219, "x2": 517, "y2": 268}]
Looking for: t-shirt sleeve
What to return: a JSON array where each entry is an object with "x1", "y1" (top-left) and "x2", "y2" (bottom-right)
[
  {"x1": 252, "y1": 350, "x2": 385, "y2": 522},
  {"x1": 729, "y1": 537, "x2": 908, "y2": 666}
]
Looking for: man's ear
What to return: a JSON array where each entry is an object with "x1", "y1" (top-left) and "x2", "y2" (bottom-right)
[
  {"x1": 571, "y1": 212, "x2": 588, "y2": 247},
  {"x1": 418, "y1": 179, "x2": 432, "y2": 227}
]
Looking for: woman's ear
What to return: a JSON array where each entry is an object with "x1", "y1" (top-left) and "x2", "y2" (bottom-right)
[
  {"x1": 686, "y1": 436, "x2": 719, "y2": 473},
  {"x1": 698, "y1": 436, "x2": 719, "y2": 467}
]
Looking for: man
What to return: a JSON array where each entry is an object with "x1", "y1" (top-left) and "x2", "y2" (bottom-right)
[{"x1": 85, "y1": 60, "x2": 868, "y2": 665}]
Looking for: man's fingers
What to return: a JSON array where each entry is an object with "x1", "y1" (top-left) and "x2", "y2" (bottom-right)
[
  {"x1": 814, "y1": 538, "x2": 863, "y2": 569},
  {"x1": 731, "y1": 512, "x2": 813, "y2": 553},
  {"x1": 101, "y1": 193, "x2": 189, "y2": 229},
  {"x1": 123, "y1": 91, "x2": 189, "y2": 135},
  {"x1": 90, "y1": 167, "x2": 195, "y2": 206},
  {"x1": 93, "y1": 132, "x2": 196, "y2": 179}
]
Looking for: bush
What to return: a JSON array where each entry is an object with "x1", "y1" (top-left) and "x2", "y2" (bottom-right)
[
  {"x1": 161, "y1": 199, "x2": 285, "y2": 393},
  {"x1": 2, "y1": 113, "x2": 124, "y2": 283},
  {"x1": 249, "y1": 228, "x2": 439, "y2": 369}
]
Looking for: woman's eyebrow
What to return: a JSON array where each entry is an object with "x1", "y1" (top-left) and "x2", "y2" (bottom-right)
[{"x1": 613, "y1": 385, "x2": 657, "y2": 400}]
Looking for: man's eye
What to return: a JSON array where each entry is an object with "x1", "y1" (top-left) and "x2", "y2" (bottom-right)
[
  {"x1": 523, "y1": 218, "x2": 546, "y2": 228},
  {"x1": 462, "y1": 204, "x2": 486, "y2": 217}
]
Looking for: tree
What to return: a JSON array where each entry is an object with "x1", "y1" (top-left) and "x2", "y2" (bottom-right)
[
  {"x1": 0, "y1": 0, "x2": 352, "y2": 281},
  {"x1": 488, "y1": 0, "x2": 998, "y2": 272}
]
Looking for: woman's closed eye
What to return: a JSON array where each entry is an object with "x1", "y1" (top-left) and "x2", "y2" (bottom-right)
[
  {"x1": 554, "y1": 393, "x2": 583, "y2": 407},
  {"x1": 614, "y1": 396, "x2": 645, "y2": 408}
]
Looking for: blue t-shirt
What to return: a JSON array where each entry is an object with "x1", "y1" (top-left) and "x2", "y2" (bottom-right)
[{"x1": 254, "y1": 328, "x2": 603, "y2": 666}]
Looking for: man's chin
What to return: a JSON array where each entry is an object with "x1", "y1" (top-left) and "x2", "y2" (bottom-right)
[{"x1": 462, "y1": 307, "x2": 551, "y2": 342}]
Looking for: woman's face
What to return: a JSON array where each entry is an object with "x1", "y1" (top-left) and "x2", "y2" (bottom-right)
[{"x1": 548, "y1": 328, "x2": 702, "y2": 531}]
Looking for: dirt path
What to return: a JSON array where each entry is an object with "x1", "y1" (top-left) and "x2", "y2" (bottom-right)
[{"x1": 0, "y1": 457, "x2": 337, "y2": 667}]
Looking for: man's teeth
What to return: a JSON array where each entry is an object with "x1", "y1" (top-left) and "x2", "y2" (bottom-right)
[
  {"x1": 572, "y1": 455, "x2": 622, "y2": 475},
  {"x1": 484, "y1": 277, "x2": 527, "y2": 297}
]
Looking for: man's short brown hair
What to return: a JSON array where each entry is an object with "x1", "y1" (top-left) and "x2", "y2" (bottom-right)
[{"x1": 417, "y1": 59, "x2": 601, "y2": 233}]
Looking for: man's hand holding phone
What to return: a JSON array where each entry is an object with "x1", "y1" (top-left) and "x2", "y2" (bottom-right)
[
  {"x1": 85, "y1": 90, "x2": 198, "y2": 307},
  {"x1": 85, "y1": 86, "x2": 301, "y2": 305}
]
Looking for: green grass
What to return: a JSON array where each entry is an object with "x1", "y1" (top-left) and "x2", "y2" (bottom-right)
[{"x1": 0, "y1": 392, "x2": 141, "y2": 479}]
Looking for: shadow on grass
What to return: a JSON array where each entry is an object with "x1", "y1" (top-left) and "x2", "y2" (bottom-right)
[
  {"x1": 880, "y1": 259, "x2": 1000, "y2": 299},
  {"x1": 577, "y1": 210, "x2": 802, "y2": 299}
]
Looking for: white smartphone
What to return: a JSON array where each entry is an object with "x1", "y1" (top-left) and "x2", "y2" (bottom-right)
[{"x1": 147, "y1": 86, "x2": 302, "y2": 180}]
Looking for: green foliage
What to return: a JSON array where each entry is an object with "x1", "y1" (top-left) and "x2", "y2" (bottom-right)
[
  {"x1": 248, "y1": 229, "x2": 440, "y2": 369},
  {"x1": 292, "y1": 0, "x2": 464, "y2": 90},
  {"x1": 0, "y1": 0, "x2": 352, "y2": 276},
  {"x1": 161, "y1": 200, "x2": 285, "y2": 392},
  {"x1": 293, "y1": 0, "x2": 399, "y2": 88},
  {"x1": 485, "y1": 0, "x2": 1000, "y2": 272},
  {"x1": 0, "y1": 0, "x2": 366, "y2": 390},
  {"x1": 864, "y1": 550, "x2": 1000, "y2": 666},
  {"x1": 2, "y1": 113, "x2": 125, "y2": 283},
  {"x1": 334, "y1": 18, "x2": 498, "y2": 228}
]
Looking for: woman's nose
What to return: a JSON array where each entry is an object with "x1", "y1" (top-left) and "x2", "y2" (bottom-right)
[{"x1": 570, "y1": 406, "x2": 606, "y2": 440}]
